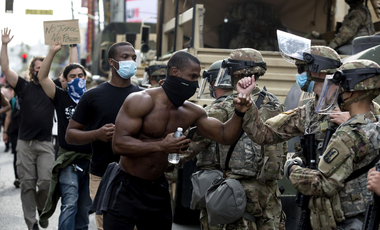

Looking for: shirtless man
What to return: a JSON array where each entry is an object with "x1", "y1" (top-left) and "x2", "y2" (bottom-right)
[{"x1": 91, "y1": 51, "x2": 252, "y2": 230}]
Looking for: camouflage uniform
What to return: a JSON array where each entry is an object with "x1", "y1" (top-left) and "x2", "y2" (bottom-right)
[
  {"x1": 212, "y1": 49, "x2": 287, "y2": 230},
  {"x1": 329, "y1": 1, "x2": 375, "y2": 53},
  {"x1": 186, "y1": 59, "x2": 234, "y2": 230},
  {"x1": 189, "y1": 91, "x2": 232, "y2": 230},
  {"x1": 219, "y1": 88, "x2": 287, "y2": 230},
  {"x1": 243, "y1": 60, "x2": 380, "y2": 229}
]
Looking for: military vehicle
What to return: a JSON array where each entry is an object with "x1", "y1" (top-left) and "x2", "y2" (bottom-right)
[
  {"x1": 151, "y1": 1, "x2": 380, "y2": 228},
  {"x1": 88, "y1": 0, "x2": 380, "y2": 228}
]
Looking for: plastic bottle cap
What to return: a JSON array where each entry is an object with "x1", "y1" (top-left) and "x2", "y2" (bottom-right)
[{"x1": 177, "y1": 127, "x2": 183, "y2": 132}]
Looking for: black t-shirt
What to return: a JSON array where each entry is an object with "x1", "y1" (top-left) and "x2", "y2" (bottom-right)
[
  {"x1": 53, "y1": 86, "x2": 92, "y2": 154},
  {"x1": 8, "y1": 96, "x2": 20, "y2": 135},
  {"x1": 53, "y1": 78, "x2": 62, "y2": 88},
  {"x1": 72, "y1": 82, "x2": 142, "y2": 177},
  {"x1": 14, "y1": 77, "x2": 54, "y2": 141}
]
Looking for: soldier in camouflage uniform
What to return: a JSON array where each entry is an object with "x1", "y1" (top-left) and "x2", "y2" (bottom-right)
[
  {"x1": 238, "y1": 59, "x2": 380, "y2": 229},
  {"x1": 329, "y1": 0, "x2": 375, "y2": 55},
  {"x1": 142, "y1": 61, "x2": 167, "y2": 88},
  {"x1": 211, "y1": 48, "x2": 287, "y2": 230},
  {"x1": 187, "y1": 60, "x2": 234, "y2": 230},
  {"x1": 281, "y1": 46, "x2": 344, "y2": 164}
]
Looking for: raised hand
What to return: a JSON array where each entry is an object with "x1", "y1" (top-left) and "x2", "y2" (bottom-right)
[
  {"x1": 233, "y1": 92, "x2": 253, "y2": 113},
  {"x1": 50, "y1": 42, "x2": 62, "y2": 53},
  {"x1": 1, "y1": 28, "x2": 14, "y2": 45},
  {"x1": 237, "y1": 75, "x2": 256, "y2": 95}
]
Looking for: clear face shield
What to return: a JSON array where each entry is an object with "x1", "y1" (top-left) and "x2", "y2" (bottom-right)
[
  {"x1": 142, "y1": 71, "x2": 151, "y2": 88},
  {"x1": 277, "y1": 30, "x2": 311, "y2": 64},
  {"x1": 197, "y1": 71, "x2": 210, "y2": 99},
  {"x1": 315, "y1": 74, "x2": 341, "y2": 114},
  {"x1": 214, "y1": 67, "x2": 229, "y2": 88},
  {"x1": 214, "y1": 59, "x2": 265, "y2": 88}
]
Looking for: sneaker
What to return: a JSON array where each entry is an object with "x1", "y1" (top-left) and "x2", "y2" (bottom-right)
[
  {"x1": 13, "y1": 179, "x2": 20, "y2": 188},
  {"x1": 32, "y1": 222, "x2": 40, "y2": 230}
]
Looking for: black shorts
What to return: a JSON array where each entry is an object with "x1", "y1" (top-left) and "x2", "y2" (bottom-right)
[{"x1": 103, "y1": 169, "x2": 172, "y2": 230}]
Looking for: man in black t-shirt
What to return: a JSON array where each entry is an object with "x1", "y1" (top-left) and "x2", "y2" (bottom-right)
[
  {"x1": 1, "y1": 28, "x2": 55, "y2": 230},
  {"x1": 65, "y1": 41, "x2": 142, "y2": 230},
  {"x1": 36, "y1": 43, "x2": 93, "y2": 229}
]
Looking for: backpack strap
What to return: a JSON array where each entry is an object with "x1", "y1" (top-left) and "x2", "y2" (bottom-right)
[
  {"x1": 223, "y1": 87, "x2": 267, "y2": 177},
  {"x1": 345, "y1": 149, "x2": 380, "y2": 183}
]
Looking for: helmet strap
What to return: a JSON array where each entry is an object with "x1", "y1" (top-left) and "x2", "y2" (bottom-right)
[{"x1": 341, "y1": 90, "x2": 377, "y2": 108}]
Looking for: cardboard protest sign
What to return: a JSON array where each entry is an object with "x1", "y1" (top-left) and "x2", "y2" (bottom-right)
[{"x1": 43, "y1": 19, "x2": 80, "y2": 45}]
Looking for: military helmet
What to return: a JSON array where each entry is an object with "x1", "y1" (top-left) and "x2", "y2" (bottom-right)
[
  {"x1": 147, "y1": 60, "x2": 167, "y2": 76},
  {"x1": 297, "y1": 46, "x2": 342, "y2": 74},
  {"x1": 208, "y1": 60, "x2": 233, "y2": 90},
  {"x1": 332, "y1": 60, "x2": 380, "y2": 94},
  {"x1": 197, "y1": 60, "x2": 233, "y2": 99},
  {"x1": 214, "y1": 48, "x2": 267, "y2": 90},
  {"x1": 229, "y1": 48, "x2": 266, "y2": 77},
  {"x1": 142, "y1": 61, "x2": 167, "y2": 88},
  {"x1": 315, "y1": 59, "x2": 380, "y2": 114}
]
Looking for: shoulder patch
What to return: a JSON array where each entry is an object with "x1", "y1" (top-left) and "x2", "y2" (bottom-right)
[
  {"x1": 324, "y1": 148, "x2": 339, "y2": 163},
  {"x1": 282, "y1": 109, "x2": 295, "y2": 115}
]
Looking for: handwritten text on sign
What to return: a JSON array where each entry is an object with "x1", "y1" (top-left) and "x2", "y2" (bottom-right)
[{"x1": 43, "y1": 19, "x2": 81, "y2": 45}]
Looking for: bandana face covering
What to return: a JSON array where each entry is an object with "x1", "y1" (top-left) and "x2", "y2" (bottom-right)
[
  {"x1": 162, "y1": 75, "x2": 199, "y2": 107},
  {"x1": 67, "y1": 78, "x2": 87, "y2": 104}
]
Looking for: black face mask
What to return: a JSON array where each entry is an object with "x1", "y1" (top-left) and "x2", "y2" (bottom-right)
[{"x1": 162, "y1": 75, "x2": 199, "y2": 107}]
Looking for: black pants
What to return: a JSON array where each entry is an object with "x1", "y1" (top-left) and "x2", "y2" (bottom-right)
[
  {"x1": 10, "y1": 132, "x2": 18, "y2": 179},
  {"x1": 103, "y1": 170, "x2": 172, "y2": 230}
]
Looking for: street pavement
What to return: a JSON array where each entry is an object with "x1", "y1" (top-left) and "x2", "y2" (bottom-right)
[{"x1": 0, "y1": 141, "x2": 199, "y2": 230}]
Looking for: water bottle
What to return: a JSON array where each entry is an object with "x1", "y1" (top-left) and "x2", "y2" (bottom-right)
[{"x1": 168, "y1": 127, "x2": 183, "y2": 164}]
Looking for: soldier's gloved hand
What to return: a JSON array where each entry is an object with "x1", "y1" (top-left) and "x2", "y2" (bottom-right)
[{"x1": 284, "y1": 157, "x2": 303, "y2": 179}]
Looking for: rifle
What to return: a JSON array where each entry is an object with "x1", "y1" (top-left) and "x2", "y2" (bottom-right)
[
  {"x1": 362, "y1": 162, "x2": 380, "y2": 230},
  {"x1": 321, "y1": 125, "x2": 337, "y2": 156},
  {"x1": 295, "y1": 133, "x2": 316, "y2": 230}
]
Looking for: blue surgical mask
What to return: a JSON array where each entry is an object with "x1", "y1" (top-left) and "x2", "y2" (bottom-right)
[
  {"x1": 67, "y1": 78, "x2": 87, "y2": 104},
  {"x1": 112, "y1": 59, "x2": 137, "y2": 79},
  {"x1": 296, "y1": 72, "x2": 314, "y2": 93}
]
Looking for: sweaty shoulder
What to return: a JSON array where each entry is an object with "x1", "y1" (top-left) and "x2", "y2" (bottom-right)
[{"x1": 124, "y1": 90, "x2": 154, "y2": 117}]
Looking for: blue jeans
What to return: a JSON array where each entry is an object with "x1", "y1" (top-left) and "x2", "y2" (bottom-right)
[{"x1": 58, "y1": 164, "x2": 92, "y2": 230}]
